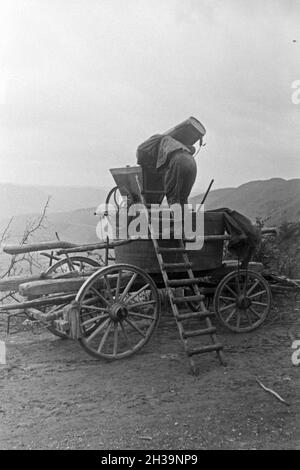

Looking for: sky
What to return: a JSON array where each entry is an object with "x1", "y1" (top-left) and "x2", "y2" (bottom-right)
[{"x1": 0, "y1": 0, "x2": 299, "y2": 192}]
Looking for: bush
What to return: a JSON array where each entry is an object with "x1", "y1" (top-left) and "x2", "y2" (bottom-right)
[{"x1": 253, "y1": 218, "x2": 300, "y2": 278}]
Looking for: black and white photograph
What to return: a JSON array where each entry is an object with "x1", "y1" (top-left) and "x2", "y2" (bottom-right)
[{"x1": 0, "y1": 0, "x2": 299, "y2": 452}]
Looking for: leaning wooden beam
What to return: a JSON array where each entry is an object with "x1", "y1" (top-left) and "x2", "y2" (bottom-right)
[
  {"x1": 0, "y1": 293, "x2": 76, "y2": 311},
  {"x1": 19, "y1": 278, "x2": 89, "y2": 297},
  {"x1": 0, "y1": 267, "x2": 100, "y2": 292},
  {"x1": 19, "y1": 271, "x2": 132, "y2": 298},
  {"x1": 2, "y1": 240, "x2": 77, "y2": 255},
  {"x1": 0, "y1": 274, "x2": 43, "y2": 292}
]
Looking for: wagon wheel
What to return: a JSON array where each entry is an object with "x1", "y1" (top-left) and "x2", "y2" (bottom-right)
[
  {"x1": 213, "y1": 269, "x2": 272, "y2": 333},
  {"x1": 45, "y1": 256, "x2": 101, "y2": 276},
  {"x1": 75, "y1": 264, "x2": 160, "y2": 360},
  {"x1": 43, "y1": 256, "x2": 101, "y2": 338}
]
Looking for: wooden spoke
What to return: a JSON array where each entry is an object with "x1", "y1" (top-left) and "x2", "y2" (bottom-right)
[
  {"x1": 113, "y1": 322, "x2": 118, "y2": 356},
  {"x1": 124, "y1": 283, "x2": 150, "y2": 304},
  {"x1": 219, "y1": 302, "x2": 236, "y2": 313},
  {"x1": 86, "y1": 317, "x2": 110, "y2": 342},
  {"x1": 115, "y1": 270, "x2": 122, "y2": 301},
  {"x1": 91, "y1": 287, "x2": 111, "y2": 307},
  {"x1": 81, "y1": 305, "x2": 109, "y2": 313},
  {"x1": 119, "y1": 273, "x2": 138, "y2": 302},
  {"x1": 245, "y1": 308, "x2": 253, "y2": 325},
  {"x1": 225, "y1": 308, "x2": 237, "y2": 324},
  {"x1": 120, "y1": 321, "x2": 132, "y2": 349},
  {"x1": 46, "y1": 304, "x2": 67, "y2": 314},
  {"x1": 224, "y1": 284, "x2": 238, "y2": 298},
  {"x1": 127, "y1": 311, "x2": 155, "y2": 321},
  {"x1": 219, "y1": 295, "x2": 236, "y2": 301},
  {"x1": 104, "y1": 274, "x2": 114, "y2": 302},
  {"x1": 97, "y1": 321, "x2": 113, "y2": 353},
  {"x1": 235, "y1": 276, "x2": 241, "y2": 294},
  {"x1": 248, "y1": 290, "x2": 267, "y2": 299},
  {"x1": 236, "y1": 311, "x2": 241, "y2": 329},
  {"x1": 66, "y1": 259, "x2": 75, "y2": 271},
  {"x1": 126, "y1": 300, "x2": 156, "y2": 309},
  {"x1": 249, "y1": 306, "x2": 263, "y2": 319},
  {"x1": 252, "y1": 301, "x2": 268, "y2": 307},
  {"x1": 124, "y1": 318, "x2": 146, "y2": 338},
  {"x1": 82, "y1": 314, "x2": 109, "y2": 327},
  {"x1": 247, "y1": 280, "x2": 260, "y2": 296},
  {"x1": 81, "y1": 296, "x2": 100, "y2": 306}
]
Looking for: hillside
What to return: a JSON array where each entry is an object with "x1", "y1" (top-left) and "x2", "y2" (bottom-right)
[
  {"x1": 192, "y1": 178, "x2": 300, "y2": 225},
  {"x1": 0, "y1": 207, "x2": 99, "y2": 245},
  {"x1": 0, "y1": 178, "x2": 299, "y2": 246}
]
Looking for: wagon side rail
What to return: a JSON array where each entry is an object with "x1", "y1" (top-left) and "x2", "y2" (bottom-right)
[{"x1": 1, "y1": 240, "x2": 78, "y2": 255}]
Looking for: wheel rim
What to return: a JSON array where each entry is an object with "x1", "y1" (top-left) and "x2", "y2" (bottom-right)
[
  {"x1": 76, "y1": 264, "x2": 160, "y2": 359},
  {"x1": 214, "y1": 269, "x2": 271, "y2": 332},
  {"x1": 45, "y1": 256, "x2": 101, "y2": 276}
]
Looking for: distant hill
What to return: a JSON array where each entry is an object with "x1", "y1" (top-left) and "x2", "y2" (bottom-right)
[
  {"x1": 192, "y1": 178, "x2": 300, "y2": 225},
  {"x1": 0, "y1": 182, "x2": 108, "y2": 220},
  {"x1": 0, "y1": 178, "x2": 299, "y2": 247},
  {"x1": 0, "y1": 207, "x2": 99, "y2": 245}
]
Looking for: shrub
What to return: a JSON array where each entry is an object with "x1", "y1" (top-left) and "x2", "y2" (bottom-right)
[{"x1": 253, "y1": 218, "x2": 300, "y2": 278}]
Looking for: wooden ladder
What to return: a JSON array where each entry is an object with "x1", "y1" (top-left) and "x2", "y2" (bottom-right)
[{"x1": 136, "y1": 180, "x2": 226, "y2": 373}]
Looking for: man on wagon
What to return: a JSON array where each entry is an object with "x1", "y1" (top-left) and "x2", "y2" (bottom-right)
[
  {"x1": 154, "y1": 135, "x2": 201, "y2": 206},
  {"x1": 136, "y1": 118, "x2": 205, "y2": 207}
]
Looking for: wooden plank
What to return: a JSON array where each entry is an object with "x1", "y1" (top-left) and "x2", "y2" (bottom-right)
[
  {"x1": 0, "y1": 267, "x2": 100, "y2": 292},
  {"x1": 0, "y1": 274, "x2": 43, "y2": 292},
  {"x1": 19, "y1": 278, "x2": 88, "y2": 297},
  {"x1": 18, "y1": 271, "x2": 133, "y2": 297},
  {"x1": 0, "y1": 294, "x2": 76, "y2": 311},
  {"x1": 2, "y1": 240, "x2": 77, "y2": 255}
]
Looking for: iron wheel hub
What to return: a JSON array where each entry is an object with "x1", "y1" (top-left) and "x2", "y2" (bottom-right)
[
  {"x1": 236, "y1": 295, "x2": 251, "y2": 310},
  {"x1": 110, "y1": 303, "x2": 128, "y2": 321}
]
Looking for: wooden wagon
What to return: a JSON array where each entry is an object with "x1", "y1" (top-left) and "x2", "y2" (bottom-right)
[{"x1": 0, "y1": 166, "x2": 279, "y2": 372}]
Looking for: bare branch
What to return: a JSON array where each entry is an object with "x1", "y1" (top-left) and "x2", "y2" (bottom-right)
[
  {"x1": 0, "y1": 198, "x2": 51, "y2": 283},
  {"x1": 0, "y1": 217, "x2": 14, "y2": 245}
]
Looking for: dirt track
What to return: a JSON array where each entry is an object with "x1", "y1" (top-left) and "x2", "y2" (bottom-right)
[{"x1": 0, "y1": 298, "x2": 299, "y2": 450}]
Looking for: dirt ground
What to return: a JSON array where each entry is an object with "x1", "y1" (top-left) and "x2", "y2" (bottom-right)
[{"x1": 0, "y1": 296, "x2": 299, "y2": 450}]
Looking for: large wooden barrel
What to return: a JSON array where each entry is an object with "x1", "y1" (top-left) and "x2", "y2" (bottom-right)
[{"x1": 115, "y1": 211, "x2": 225, "y2": 274}]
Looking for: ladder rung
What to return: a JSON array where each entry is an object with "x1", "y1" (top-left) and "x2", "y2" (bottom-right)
[
  {"x1": 157, "y1": 247, "x2": 188, "y2": 253},
  {"x1": 167, "y1": 278, "x2": 202, "y2": 287},
  {"x1": 183, "y1": 327, "x2": 216, "y2": 338},
  {"x1": 187, "y1": 343, "x2": 223, "y2": 356},
  {"x1": 162, "y1": 262, "x2": 192, "y2": 270},
  {"x1": 176, "y1": 311, "x2": 214, "y2": 321},
  {"x1": 172, "y1": 294, "x2": 204, "y2": 304},
  {"x1": 183, "y1": 236, "x2": 196, "y2": 243}
]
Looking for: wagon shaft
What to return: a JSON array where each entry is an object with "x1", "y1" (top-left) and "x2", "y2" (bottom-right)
[
  {"x1": 2, "y1": 240, "x2": 77, "y2": 255},
  {"x1": 19, "y1": 278, "x2": 90, "y2": 297},
  {"x1": 18, "y1": 272, "x2": 133, "y2": 298},
  {"x1": 0, "y1": 293, "x2": 76, "y2": 311},
  {"x1": 0, "y1": 274, "x2": 44, "y2": 292}
]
